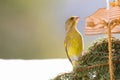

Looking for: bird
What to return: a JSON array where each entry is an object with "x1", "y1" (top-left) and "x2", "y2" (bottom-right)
[{"x1": 64, "y1": 16, "x2": 84, "y2": 67}]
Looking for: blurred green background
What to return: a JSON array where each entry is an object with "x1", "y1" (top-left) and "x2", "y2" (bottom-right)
[{"x1": 0, "y1": 0, "x2": 109, "y2": 59}]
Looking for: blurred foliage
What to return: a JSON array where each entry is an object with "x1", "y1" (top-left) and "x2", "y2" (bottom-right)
[{"x1": 0, "y1": 0, "x2": 66, "y2": 59}]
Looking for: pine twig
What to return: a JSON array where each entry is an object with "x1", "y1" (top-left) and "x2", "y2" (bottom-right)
[{"x1": 76, "y1": 60, "x2": 120, "y2": 72}]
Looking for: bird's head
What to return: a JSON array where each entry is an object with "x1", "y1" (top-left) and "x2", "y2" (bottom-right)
[{"x1": 65, "y1": 16, "x2": 80, "y2": 32}]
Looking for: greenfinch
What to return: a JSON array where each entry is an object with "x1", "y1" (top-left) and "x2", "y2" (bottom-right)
[{"x1": 64, "y1": 16, "x2": 83, "y2": 67}]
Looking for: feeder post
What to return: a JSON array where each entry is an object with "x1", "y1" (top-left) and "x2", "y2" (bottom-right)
[{"x1": 107, "y1": 22, "x2": 114, "y2": 80}]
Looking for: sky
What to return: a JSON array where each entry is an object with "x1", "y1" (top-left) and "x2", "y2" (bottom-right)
[{"x1": 0, "y1": 0, "x2": 116, "y2": 59}]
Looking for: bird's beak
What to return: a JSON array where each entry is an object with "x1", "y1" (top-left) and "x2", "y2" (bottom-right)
[
  {"x1": 76, "y1": 17, "x2": 80, "y2": 20},
  {"x1": 75, "y1": 17, "x2": 80, "y2": 22}
]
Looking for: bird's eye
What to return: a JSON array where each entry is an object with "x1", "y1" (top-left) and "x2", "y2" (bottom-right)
[{"x1": 70, "y1": 17, "x2": 74, "y2": 20}]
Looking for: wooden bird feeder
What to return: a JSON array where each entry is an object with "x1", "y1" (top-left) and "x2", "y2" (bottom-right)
[{"x1": 85, "y1": 0, "x2": 120, "y2": 80}]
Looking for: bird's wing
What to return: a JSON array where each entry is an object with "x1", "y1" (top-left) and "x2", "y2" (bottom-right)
[{"x1": 64, "y1": 40, "x2": 72, "y2": 63}]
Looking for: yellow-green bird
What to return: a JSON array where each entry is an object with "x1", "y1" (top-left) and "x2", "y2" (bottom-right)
[{"x1": 64, "y1": 16, "x2": 84, "y2": 67}]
